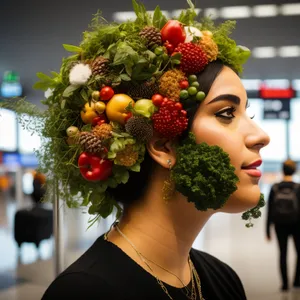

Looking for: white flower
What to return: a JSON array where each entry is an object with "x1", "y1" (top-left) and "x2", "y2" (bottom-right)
[
  {"x1": 44, "y1": 88, "x2": 54, "y2": 98},
  {"x1": 69, "y1": 63, "x2": 92, "y2": 85},
  {"x1": 184, "y1": 26, "x2": 203, "y2": 43}
]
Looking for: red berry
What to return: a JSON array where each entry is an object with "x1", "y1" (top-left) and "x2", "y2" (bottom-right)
[
  {"x1": 152, "y1": 94, "x2": 164, "y2": 107},
  {"x1": 164, "y1": 41, "x2": 175, "y2": 55},
  {"x1": 100, "y1": 86, "x2": 115, "y2": 101},
  {"x1": 179, "y1": 80, "x2": 189, "y2": 89},
  {"x1": 175, "y1": 102, "x2": 182, "y2": 110},
  {"x1": 174, "y1": 43, "x2": 208, "y2": 74},
  {"x1": 152, "y1": 101, "x2": 188, "y2": 138}
]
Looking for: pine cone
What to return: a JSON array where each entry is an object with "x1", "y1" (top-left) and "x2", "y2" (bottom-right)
[
  {"x1": 125, "y1": 117, "x2": 153, "y2": 143},
  {"x1": 127, "y1": 80, "x2": 159, "y2": 100},
  {"x1": 91, "y1": 57, "x2": 109, "y2": 76},
  {"x1": 116, "y1": 144, "x2": 139, "y2": 167},
  {"x1": 79, "y1": 132, "x2": 104, "y2": 153},
  {"x1": 140, "y1": 26, "x2": 162, "y2": 48},
  {"x1": 159, "y1": 69, "x2": 186, "y2": 101},
  {"x1": 199, "y1": 36, "x2": 218, "y2": 62},
  {"x1": 93, "y1": 124, "x2": 113, "y2": 140}
]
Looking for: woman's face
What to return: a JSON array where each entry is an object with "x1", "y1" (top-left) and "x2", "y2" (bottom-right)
[{"x1": 192, "y1": 66, "x2": 270, "y2": 213}]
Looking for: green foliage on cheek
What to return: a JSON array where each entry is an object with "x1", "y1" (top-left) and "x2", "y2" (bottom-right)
[{"x1": 171, "y1": 133, "x2": 239, "y2": 211}]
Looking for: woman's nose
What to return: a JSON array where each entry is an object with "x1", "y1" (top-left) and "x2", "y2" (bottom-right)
[{"x1": 245, "y1": 119, "x2": 270, "y2": 151}]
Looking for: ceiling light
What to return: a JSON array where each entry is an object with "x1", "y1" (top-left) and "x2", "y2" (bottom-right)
[
  {"x1": 252, "y1": 47, "x2": 277, "y2": 58},
  {"x1": 281, "y1": 3, "x2": 300, "y2": 16},
  {"x1": 278, "y1": 46, "x2": 300, "y2": 57},
  {"x1": 241, "y1": 79, "x2": 262, "y2": 90},
  {"x1": 220, "y1": 6, "x2": 252, "y2": 19},
  {"x1": 112, "y1": 11, "x2": 137, "y2": 22},
  {"x1": 252, "y1": 5, "x2": 278, "y2": 17},
  {"x1": 292, "y1": 80, "x2": 300, "y2": 90},
  {"x1": 264, "y1": 79, "x2": 290, "y2": 89},
  {"x1": 203, "y1": 8, "x2": 219, "y2": 19}
]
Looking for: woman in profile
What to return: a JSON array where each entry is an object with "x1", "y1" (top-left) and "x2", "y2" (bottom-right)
[{"x1": 37, "y1": 2, "x2": 270, "y2": 299}]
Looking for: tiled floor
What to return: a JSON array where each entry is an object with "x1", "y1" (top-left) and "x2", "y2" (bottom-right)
[{"x1": 1, "y1": 184, "x2": 300, "y2": 300}]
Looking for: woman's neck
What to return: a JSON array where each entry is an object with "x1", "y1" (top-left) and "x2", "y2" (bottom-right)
[{"x1": 106, "y1": 167, "x2": 212, "y2": 287}]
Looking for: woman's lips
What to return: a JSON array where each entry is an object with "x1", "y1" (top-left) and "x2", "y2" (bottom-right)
[
  {"x1": 241, "y1": 159, "x2": 262, "y2": 177},
  {"x1": 242, "y1": 169, "x2": 262, "y2": 177}
]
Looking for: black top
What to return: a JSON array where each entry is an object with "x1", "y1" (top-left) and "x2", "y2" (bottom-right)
[
  {"x1": 42, "y1": 235, "x2": 246, "y2": 300},
  {"x1": 266, "y1": 181, "x2": 300, "y2": 238}
]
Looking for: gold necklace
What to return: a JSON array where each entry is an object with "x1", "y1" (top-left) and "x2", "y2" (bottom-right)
[{"x1": 106, "y1": 224, "x2": 205, "y2": 300}]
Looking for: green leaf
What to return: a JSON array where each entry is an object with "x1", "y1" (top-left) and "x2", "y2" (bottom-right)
[
  {"x1": 63, "y1": 44, "x2": 82, "y2": 53},
  {"x1": 125, "y1": 65, "x2": 133, "y2": 76},
  {"x1": 111, "y1": 42, "x2": 139, "y2": 67},
  {"x1": 132, "y1": 0, "x2": 141, "y2": 17},
  {"x1": 96, "y1": 183, "x2": 108, "y2": 193},
  {"x1": 99, "y1": 201, "x2": 114, "y2": 219},
  {"x1": 81, "y1": 193, "x2": 91, "y2": 206},
  {"x1": 80, "y1": 89, "x2": 89, "y2": 101},
  {"x1": 81, "y1": 124, "x2": 92, "y2": 132},
  {"x1": 171, "y1": 53, "x2": 182, "y2": 61},
  {"x1": 172, "y1": 59, "x2": 181, "y2": 65},
  {"x1": 120, "y1": 74, "x2": 131, "y2": 81},
  {"x1": 33, "y1": 81, "x2": 52, "y2": 90},
  {"x1": 130, "y1": 163, "x2": 141, "y2": 172},
  {"x1": 63, "y1": 85, "x2": 80, "y2": 97},
  {"x1": 36, "y1": 72, "x2": 53, "y2": 81},
  {"x1": 90, "y1": 191, "x2": 105, "y2": 206},
  {"x1": 144, "y1": 50, "x2": 156, "y2": 62},
  {"x1": 152, "y1": 5, "x2": 168, "y2": 29},
  {"x1": 61, "y1": 99, "x2": 66, "y2": 109},
  {"x1": 177, "y1": 0, "x2": 197, "y2": 25},
  {"x1": 103, "y1": 43, "x2": 117, "y2": 60},
  {"x1": 107, "y1": 178, "x2": 118, "y2": 188}
]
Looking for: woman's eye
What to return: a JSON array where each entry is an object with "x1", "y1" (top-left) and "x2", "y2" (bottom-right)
[{"x1": 215, "y1": 107, "x2": 236, "y2": 120}]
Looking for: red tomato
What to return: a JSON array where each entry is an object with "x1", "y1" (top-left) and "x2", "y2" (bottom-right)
[
  {"x1": 78, "y1": 152, "x2": 113, "y2": 181},
  {"x1": 179, "y1": 80, "x2": 189, "y2": 89},
  {"x1": 92, "y1": 115, "x2": 108, "y2": 126},
  {"x1": 100, "y1": 86, "x2": 115, "y2": 101},
  {"x1": 151, "y1": 94, "x2": 164, "y2": 107}
]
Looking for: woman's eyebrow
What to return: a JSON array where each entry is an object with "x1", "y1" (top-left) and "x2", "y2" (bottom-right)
[{"x1": 207, "y1": 94, "x2": 241, "y2": 106}]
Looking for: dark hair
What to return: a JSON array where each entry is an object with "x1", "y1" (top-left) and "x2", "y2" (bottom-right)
[
  {"x1": 107, "y1": 61, "x2": 225, "y2": 206},
  {"x1": 283, "y1": 159, "x2": 296, "y2": 176}
]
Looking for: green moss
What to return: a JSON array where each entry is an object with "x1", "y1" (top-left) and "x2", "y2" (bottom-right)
[{"x1": 171, "y1": 133, "x2": 239, "y2": 211}]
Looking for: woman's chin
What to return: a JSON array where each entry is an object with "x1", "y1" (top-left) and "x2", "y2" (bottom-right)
[{"x1": 220, "y1": 185, "x2": 262, "y2": 214}]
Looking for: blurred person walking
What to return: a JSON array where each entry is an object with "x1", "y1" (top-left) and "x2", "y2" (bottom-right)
[{"x1": 266, "y1": 159, "x2": 300, "y2": 291}]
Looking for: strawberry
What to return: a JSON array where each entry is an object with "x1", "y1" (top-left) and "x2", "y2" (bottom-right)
[
  {"x1": 174, "y1": 43, "x2": 208, "y2": 74},
  {"x1": 152, "y1": 99, "x2": 188, "y2": 138}
]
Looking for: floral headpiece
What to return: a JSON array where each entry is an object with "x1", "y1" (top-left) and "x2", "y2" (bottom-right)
[{"x1": 15, "y1": 1, "x2": 253, "y2": 223}]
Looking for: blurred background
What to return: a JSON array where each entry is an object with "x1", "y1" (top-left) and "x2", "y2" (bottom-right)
[{"x1": 0, "y1": 0, "x2": 300, "y2": 299}]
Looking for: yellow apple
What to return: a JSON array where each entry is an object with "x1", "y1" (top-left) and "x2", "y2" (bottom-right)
[
  {"x1": 106, "y1": 94, "x2": 135, "y2": 125},
  {"x1": 92, "y1": 91, "x2": 100, "y2": 101},
  {"x1": 94, "y1": 101, "x2": 106, "y2": 114}
]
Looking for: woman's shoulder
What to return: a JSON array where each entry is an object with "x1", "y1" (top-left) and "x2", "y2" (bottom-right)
[
  {"x1": 42, "y1": 236, "x2": 127, "y2": 299},
  {"x1": 190, "y1": 248, "x2": 247, "y2": 299},
  {"x1": 191, "y1": 248, "x2": 242, "y2": 281}
]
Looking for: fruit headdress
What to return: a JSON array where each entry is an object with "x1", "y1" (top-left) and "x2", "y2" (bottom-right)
[{"x1": 2, "y1": 0, "x2": 253, "y2": 224}]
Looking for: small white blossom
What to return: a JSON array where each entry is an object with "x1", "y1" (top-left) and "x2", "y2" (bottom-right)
[
  {"x1": 69, "y1": 63, "x2": 92, "y2": 85},
  {"x1": 184, "y1": 26, "x2": 203, "y2": 43},
  {"x1": 44, "y1": 88, "x2": 54, "y2": 98}
]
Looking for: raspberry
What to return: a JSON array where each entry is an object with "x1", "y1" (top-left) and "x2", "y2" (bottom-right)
[
  {"x1": 152, "y1": 99, "x2": 188, "y2": 138},
  {"x1": 174, "y1": 42, "x2": 208, "y2": 74}
]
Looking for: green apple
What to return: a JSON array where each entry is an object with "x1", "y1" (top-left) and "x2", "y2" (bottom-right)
[{"x1": 134, "y1": 99, "x2": 158, "y2": 118}]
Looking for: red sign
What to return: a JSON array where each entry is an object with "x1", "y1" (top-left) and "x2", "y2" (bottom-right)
[{"x1": 259, "y1": 86, "x2": 296, "y2": 99}]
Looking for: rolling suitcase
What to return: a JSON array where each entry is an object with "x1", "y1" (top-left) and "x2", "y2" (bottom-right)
[{"x1": 14, "y1": 206, "x2": 53, "y2": 248}]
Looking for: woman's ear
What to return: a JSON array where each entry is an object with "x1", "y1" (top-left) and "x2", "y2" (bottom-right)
[{"x1": 147, "y1": 134, "x2": 177, "y2": 169}]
